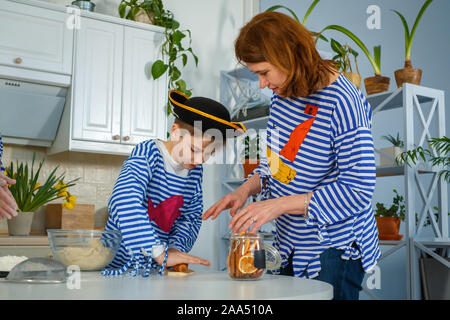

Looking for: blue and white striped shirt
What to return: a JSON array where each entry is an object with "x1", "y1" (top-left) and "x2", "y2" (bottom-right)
[
  {"x1": 252, "y1": 74, "x2": 380, "y2": 278},
  {"x1": 103, "y1": 139, "x2": 203, "y2": 276}
]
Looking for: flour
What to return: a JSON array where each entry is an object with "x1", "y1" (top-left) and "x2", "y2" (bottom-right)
[
  {"x1": 55, "y1": 239, "x2": 113, "y2": 271},
  {"x1": 0, "y1": 255, "x2": 28, "y2": 271}
]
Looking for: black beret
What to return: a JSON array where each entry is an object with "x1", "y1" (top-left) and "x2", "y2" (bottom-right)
[{"x1": 169, "y1": 90, "x2": 246, "y2": 137}]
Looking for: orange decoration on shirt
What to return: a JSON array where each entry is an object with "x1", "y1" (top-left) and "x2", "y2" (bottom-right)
[{"x1": 279, "y1": 117, "x2": 315, "y2": 162}]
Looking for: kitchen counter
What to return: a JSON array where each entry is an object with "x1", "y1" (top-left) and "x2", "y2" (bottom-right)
[{"x1": 0, "y1": 271, "x2": 333, "y2": 300}]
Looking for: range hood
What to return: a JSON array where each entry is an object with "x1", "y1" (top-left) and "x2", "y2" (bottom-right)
[{"x1": 0, "y1": 78, "x2": 66, "y2": 147}]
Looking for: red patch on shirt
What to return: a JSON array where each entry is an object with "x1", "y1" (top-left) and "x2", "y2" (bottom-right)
[{"x1": 305, "y1": 104, "x2": 319, "y2": 116}]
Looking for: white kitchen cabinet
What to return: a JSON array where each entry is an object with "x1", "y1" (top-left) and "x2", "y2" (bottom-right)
[
  {"x1": 0, "y1": 0, "x2": 73, "y2": 76},
  {"x1": 49, "y1": 14, "x2": 168, "y2": 155},
  {"x1": 121, "y1": 26, "x2": 168, "y2": 146},
  {"x1": 71, "y1": 17, "x2": 123, "y2": 144}
]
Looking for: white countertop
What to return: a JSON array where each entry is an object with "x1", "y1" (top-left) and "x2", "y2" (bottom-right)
[{"x1": 0, "y1": 271, "x2": 333, "y2": 300}]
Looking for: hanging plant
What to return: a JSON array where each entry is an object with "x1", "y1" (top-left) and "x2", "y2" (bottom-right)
[{"x1": 118, "y1": 0, "x2": 198, "y2": 115}]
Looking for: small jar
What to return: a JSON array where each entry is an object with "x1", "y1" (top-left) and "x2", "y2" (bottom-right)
[{"x1": 227, "y1": 233, "x2": 267, "y2": 280}]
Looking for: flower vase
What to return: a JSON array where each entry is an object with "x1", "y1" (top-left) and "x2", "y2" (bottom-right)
[{"x1": 7, "y1": 212, "x2": 34, "y2": 236}]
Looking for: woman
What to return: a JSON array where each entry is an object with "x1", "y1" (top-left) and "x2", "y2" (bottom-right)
[
  {"x1": 0, "y1": 135, "x2": 18, "y2": 220},
  {"x1": 203, "y1": 12, "x2": 380, "y2": 300}
]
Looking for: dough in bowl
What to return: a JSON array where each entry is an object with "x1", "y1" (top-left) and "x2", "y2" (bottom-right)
[{"x1": 56, "y1": 239, "x2": 113, "y2": 270}]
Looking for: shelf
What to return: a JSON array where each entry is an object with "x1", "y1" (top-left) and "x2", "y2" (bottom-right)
[
  {"x1": 241, "y1": 116, "x2": 269, "y2": 131},
  {"x1": 224, "y1": 165, "x2": 436, "y2": 182},
  {"x1": 379, "y1": 240, "x2": 407, "y2": 246},
  {"x1": 367, "y1": 87, "x2": 434, "y2": 114},
  {"x1": 414, "y1": 239, "x2": 450, "y2": 247},
  {"x1": 376, "y1": 163, "x2": 440, "y2": 177},
  {"x1": 0, "y1": 235, "x2": 49, "y2": 246}
]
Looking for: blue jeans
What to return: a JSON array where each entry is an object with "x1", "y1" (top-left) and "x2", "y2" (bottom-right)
[{"x1": 277, "y1": 247, "x2": 365, "y2": 300}]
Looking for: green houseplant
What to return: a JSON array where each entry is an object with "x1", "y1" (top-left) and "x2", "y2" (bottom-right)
[
  {"x1": 4, "y1": 155, "x2": 79, "y2": 236},
  {"x1": 319, "y1": 25, "x2": 389, "y2": 95},
  {"x1": 375, "y1": 189, "x2": 405, "y2": 240},
  {"x1": 380, "y1": 133, "x2": 404, "y2": 166},
  {"x1": 398, "y1": 136, "x2": 450, "y2": 183},
  {"x1": 242, "y1": 133, "x2": 260, "y2": 178},
  {"x1": 392, "y1": 0, "x2": 433, "y2": 88},
  {"x1": 118, "y1": 0, "x2": 198, "y2": 114},
  {"x1": 330, "y1": 38, "x2": 361, "y2": 88}
]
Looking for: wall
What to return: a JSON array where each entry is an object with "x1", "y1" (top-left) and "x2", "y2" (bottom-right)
[{"x1": 259, "y1": 0, "x2": 450, "y2": 300}]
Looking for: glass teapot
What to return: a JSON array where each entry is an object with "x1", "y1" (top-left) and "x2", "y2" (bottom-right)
[{"x1": 227, "y1": 232, "x2": 281, "y2": 280}]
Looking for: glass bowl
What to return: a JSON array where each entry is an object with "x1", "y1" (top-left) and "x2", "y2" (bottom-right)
[{"x1": 47, "y1": 229, "x2": 121, "y2": 271}]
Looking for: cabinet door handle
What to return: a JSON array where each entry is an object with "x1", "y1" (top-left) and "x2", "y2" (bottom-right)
[
  {"x1": 112, "y1": 135, "x2": 120, "y2": 140},
  {"x1": 123, "y1": 136, "x2": 130, "y2": 141},
  {"x1": 14, "y1": 57, "x2": 22, "y2": 64}
]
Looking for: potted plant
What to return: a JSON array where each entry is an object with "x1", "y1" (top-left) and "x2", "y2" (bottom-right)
[
  {"x1": 242, "y1": 133, "x2": 260, "y2": 178},
  {"x1": 71, "y1": 0, "x2": 96, "y2": 12},
  {"x1": 374, "y1": 189, "x2": 405, "y2": 240},
  {"x1": 398, "y1": 136, "x2": 449, "y2": 183},
  {"x1": 380, "y1": 132, "x2": 405, "y2": 166},
  {"x1": 4, "y1": 155, "x2": 79, "y2": 236},
  {"x1": 319, "y1": 25, "x2": 389, "y2": 95},
  {"x1": 118, "y1": 0, "x2": 198, "y2": 114},
  {"x1": 330, "y1": 38, "x2": 361, "y2": 88},
  {"x1": 391, "y1": 0, "x2": 433, "y2": 88}
]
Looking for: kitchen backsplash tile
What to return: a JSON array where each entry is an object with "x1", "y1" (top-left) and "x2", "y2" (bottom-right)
[{"x1": 0, "y1": 143, "x2": 127, "y2": 231}]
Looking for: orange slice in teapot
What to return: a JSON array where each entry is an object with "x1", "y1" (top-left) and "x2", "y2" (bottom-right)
[{"x1": 238, "y1": 254, "x2": 258, "y2": 274}]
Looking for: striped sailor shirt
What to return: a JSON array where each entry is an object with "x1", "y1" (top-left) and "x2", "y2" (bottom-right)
[
  {"x1": 103, "y1": 139, "x2": 203, "y2": 276},
  {"x1": 251, "y1": 74, "x2": 381, "y2": 278}
]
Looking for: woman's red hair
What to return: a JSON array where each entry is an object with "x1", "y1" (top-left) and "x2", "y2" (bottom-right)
[{"x1": 235, "y1": 11, "x2": 336, "y2": 98}]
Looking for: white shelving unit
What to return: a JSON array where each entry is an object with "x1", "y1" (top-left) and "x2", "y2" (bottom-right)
[{"x1": 361, "y1": 84, "x2": 448, "y2": 300}]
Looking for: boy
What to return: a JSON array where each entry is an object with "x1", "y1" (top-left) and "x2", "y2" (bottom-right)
[{"x1": 102, "y1": 90, "x2": 245, "y2": 276}]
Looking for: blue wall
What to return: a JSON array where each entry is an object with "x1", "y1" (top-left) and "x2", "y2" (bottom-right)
[{"x1": 259, "y1": 0, "x2": 450, "y2": 299}]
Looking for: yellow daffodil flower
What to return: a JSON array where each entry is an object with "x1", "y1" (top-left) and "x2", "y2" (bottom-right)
[{"x1": 58, "y1": 191, "x2": 68, "y2": 197}]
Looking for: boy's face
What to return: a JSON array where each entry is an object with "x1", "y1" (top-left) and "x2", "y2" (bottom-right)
[{"x1": 170, "y1": 125, "x2": 220, "y2": 170}]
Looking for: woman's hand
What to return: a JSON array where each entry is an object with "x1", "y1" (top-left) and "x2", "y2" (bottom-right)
[
  {"x1": 154, "y1": 247, "x2": 211, "y2": 267},
  {"x1": 0, "y1": 172, "x2": 18, "y2": 220},
  {"x1": 228, "y1": 198, "x2": 285, "y2": 234},
  {"x1": 228, "y1": 193, "x2": 313, "y2": 234},
  {"x1": 202, "y1": 173, "x2": 261, "y2": 221}
]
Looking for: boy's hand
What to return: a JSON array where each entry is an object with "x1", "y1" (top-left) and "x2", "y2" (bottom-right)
[{"x1": 154, "y1": 248, "x2": 211, "y2": 267}]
